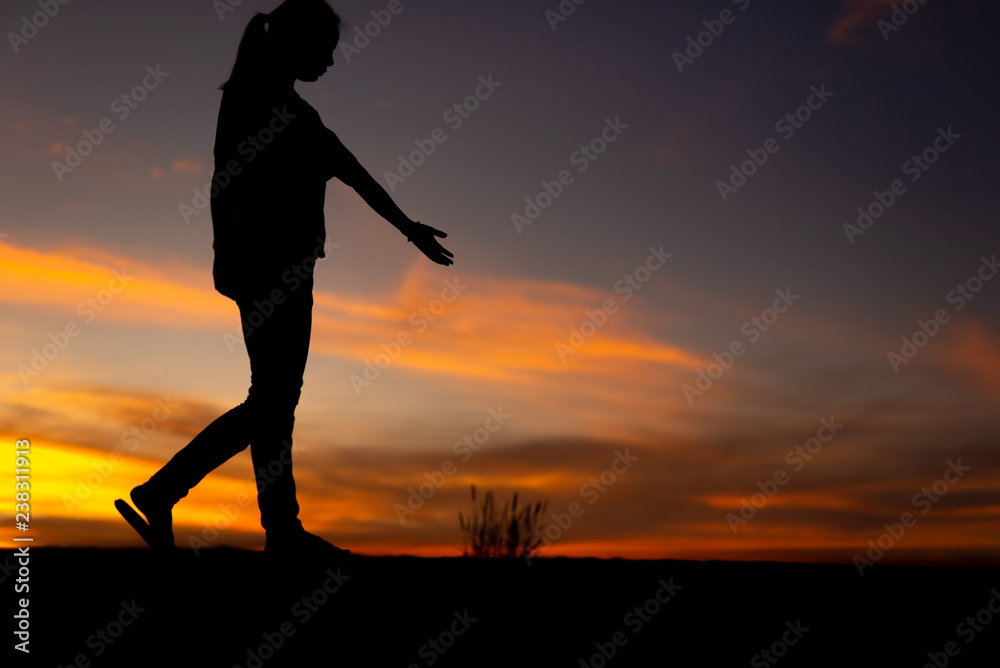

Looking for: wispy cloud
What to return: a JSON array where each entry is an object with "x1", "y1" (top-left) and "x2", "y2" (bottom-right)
[
  {"x1": 170, "y1": 158, "x2": 207, "y2": 175},
  {"x1": 1, "y1": 241, "x2": 702, "y2": 383}
]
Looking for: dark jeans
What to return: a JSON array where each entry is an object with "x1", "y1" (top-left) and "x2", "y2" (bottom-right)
[{"x1": 145, "y1": 277, "x2": 313, "y2": 534}]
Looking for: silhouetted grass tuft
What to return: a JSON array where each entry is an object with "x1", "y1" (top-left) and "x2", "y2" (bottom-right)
[{"x1": 458, "y1": 484, "x2": 548, "y2": 558}]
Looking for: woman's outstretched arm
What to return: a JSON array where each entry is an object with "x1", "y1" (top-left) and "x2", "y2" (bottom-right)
[{"x1": 338, "y1": 158, "x2": 454, "y2": 266}]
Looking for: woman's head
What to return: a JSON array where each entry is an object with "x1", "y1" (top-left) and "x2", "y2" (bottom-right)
[{"x1": 221, "y1": 0, "x2": 344, "y2": 90}]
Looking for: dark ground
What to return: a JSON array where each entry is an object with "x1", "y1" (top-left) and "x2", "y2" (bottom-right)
[{"x1": 3, "y1": 548, "x2": 999, "y2": 667}]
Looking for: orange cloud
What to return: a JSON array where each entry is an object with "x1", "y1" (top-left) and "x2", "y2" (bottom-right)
[
  {"x1": 311, "y1": 260, "x2": 701, "y2": 388},
  {"x1": 3, "y1": 385, "x2": 999, "y2": 562},
  {"x1": 171, "y1": 158, "x2": 207, "y2": 175},
  {"x1": 0, "y1": 241, "x2": 702, "y2": 395},
  {"x1": 0, "y1": 239, "x2": 708, "y2": 446},
  {"x1": 939, "y1": 321, "x2": 1000, "y2": 403},
  {"x1": 0, "y1": 242, "x2": 228, "y2": 329}
]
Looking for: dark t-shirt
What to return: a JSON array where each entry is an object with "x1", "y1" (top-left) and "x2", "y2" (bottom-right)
[{"x1": 210, "y1": 84, "x2": 359, "y2": 300}]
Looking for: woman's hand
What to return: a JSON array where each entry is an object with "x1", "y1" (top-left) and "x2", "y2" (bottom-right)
[
  {"x1": 406, "y1": 222, "x2": 454, "y2": 266},
  {"x1": 337, "y1": 165, "x2": 455, "y2": 266}
]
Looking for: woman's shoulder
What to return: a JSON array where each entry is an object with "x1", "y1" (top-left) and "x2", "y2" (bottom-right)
[{"x1": 220, "y1": 86, "x2": 322, "y2": 124}]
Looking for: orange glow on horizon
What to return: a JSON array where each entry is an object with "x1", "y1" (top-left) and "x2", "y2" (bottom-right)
[{"x1": 2, "y1": 241, "x2": 999, "y2": 565}]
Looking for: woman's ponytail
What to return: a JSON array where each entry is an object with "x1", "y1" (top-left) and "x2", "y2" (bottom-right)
[{"x1": 219, "y1": 12, "x2": 271, "y2": 91}]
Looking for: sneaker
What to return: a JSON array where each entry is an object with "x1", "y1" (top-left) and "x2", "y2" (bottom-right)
[
  {"x1": 129, "y1": 483, "x2": 176, "y2": 551},
  {"x1": 265, "y1": 528, "x2": 350, "y2": 561}
]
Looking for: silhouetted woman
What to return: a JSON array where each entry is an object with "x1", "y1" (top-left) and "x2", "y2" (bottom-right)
[{"x1": 119, "y1": 0, "x2": 452, "y2": 559}]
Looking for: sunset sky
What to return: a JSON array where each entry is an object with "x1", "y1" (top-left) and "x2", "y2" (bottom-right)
[{"x1": 2, "y1": 0, "x2": 999, "y2": 565}]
